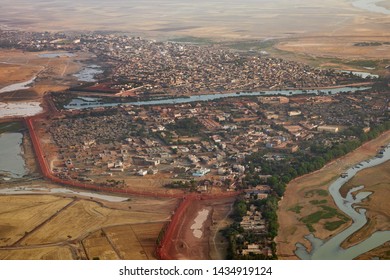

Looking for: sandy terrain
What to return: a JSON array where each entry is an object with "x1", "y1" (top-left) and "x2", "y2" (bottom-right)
[
  {"x1": 167, "y1": 197, "x2": 235, "y2": 260},
  {"x1": 276, "y1": 36, "x2": 390, "y2": 60},
  {"x1": 1, "y1": 0, "x2": 389, "y2": 40},
  {"x1": 0, "y1": 49, "x2": 88, "y2": 103},
  {"x1": 276, "y1": 130, "x2": 390, "y2": 259},
  {"x1": 208, "y1": 197, "x2": 235, "y2": 260}
]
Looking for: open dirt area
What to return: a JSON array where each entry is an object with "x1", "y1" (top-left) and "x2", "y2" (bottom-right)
[
  {"x1": 1, "y1": 0, "x2": 388, "y2": 41},
  {"x1": 276, "y1": 36, "x2": 390, "y2": 60},
  {"x1": 0, "y1": 192, "x2": 177, "y2": 259},
  {"x1": 276, "y1": 130, "x2": 390, "y2": 259},
  {"x1": 167, "y1": 197, "x2": 235, "y2": 260},
  {"x1": 0, "y1": 49, "x2": 89, "y2": 102}
]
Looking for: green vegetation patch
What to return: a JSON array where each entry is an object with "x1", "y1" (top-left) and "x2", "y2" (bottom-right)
[
  {"x1": 324, "y1": 220, "x2": 346, "y2": 231},
  {"x1": 288, "y1": 204, "x2": 303, "y2": 214},
  {"x1": 166, "y1": 117, "x2": 202, "y2": 136},
  {"x1": 309, "y1": 199, "x2": 327, "y2": 205},
  {"x1": 304, "y1": 189, "x2": 328, "y2": 198},
  {"x1": 346, "y1": 60, "x2": 379, "y2": 68},
  {"x1": 164, "y1": 180, "x2": 197, "y2": 191},
  {"x1": 301, "y1": 205, "x2": 348, "y2": 232}
]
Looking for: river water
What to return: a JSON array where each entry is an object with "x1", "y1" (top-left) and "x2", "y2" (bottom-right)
[
  {"x1": 38, "y1": 52, "x2": 75, "y2": 58},
  {"x1": 0, "y1": 132, "x2": 28, "y2": 179},
  {"x1": 0, "y1": 102, "x2": 43, "y2": 118},
  {"x1": 0, "y1": 76, "x2": 36, "y2": 94},
  {"x1": 73, "y1": 65, "x2": 103, "y2": 82},
  {"x1": 295, "y1": 144, "x2": 390, "y2": 259},
  {"x1": 340, "y1": 71, "x2": 379, "y2": 79},
  {"x1": 64, "y1": 86, "x2": 371, "y2": 109},
  {"x1": 0, "y1": 186, "x2": 130, "y2": 202}
]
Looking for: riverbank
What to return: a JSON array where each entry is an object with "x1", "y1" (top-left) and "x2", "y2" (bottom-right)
[
  {"x1": 339, "y1": 160, "x2": 390, "y2": 251},
  {"x1": 276, "y1": 130, "x2": 390, "y2": 259}
]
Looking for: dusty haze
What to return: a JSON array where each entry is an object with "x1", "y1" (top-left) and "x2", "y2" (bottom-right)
[{"x1": 1, "y1": 0, "x2": 389, "y2": 39}]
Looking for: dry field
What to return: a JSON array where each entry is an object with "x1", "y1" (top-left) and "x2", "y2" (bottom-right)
[
  {"x1": 82, "y1": 223, "x2": 164, "y2": 260},
  {"x1": 276, "y1": 36, "x2": 390, "y2": 60},
  {"x1": 0, "y1": 49, "x2": 88, "y2": 102},
  {"x1": 0, "y1": 245, "x2": 74, "y2": 260},
  {"x1": 0, "y1": 193, "x2": 177, "y2": 259},
  {"x1": 1, "y1": 0, "x2": 388, "y2": 40},
  {"x1": 276, "y1": 130, "x2": 390, "y2": 259}
]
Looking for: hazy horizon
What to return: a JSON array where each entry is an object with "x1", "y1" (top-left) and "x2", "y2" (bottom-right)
[{"x1": 1, "y1": 0, "x2": 389, "y2": 39}]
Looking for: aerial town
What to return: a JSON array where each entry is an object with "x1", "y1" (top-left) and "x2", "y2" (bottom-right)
[
  {"x1": 1, "y1": 24, "x2": 389, "y2": 261},
  {"x1": 0, "y1": 28, "x2": 365, "y2": 96}
]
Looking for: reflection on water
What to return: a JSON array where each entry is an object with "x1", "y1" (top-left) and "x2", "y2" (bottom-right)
[
  {"x1": 0, "y1": 102, "x2": 43, "y2": 118},
  {"x1": 0, "y1": 132, "x2": 27, "y2": 179},
  {"x1": 38, "y1": 52, "x2": 75, "y2": 58},
  {"x1": 340, "y1": 71, "x2": 379, "y2": 79},
  {"x1": 64, "y1": 86, "x2": 371, "y2": 110},
  {"x1": 0, "y1": 76, "x2": 36, "y2": 94},
  {"x1": 0, "y1": 186, "x2": 129, "y2": 202},
  {"x1": 73, "y1": 65, "x2": 103, "y2": 82}
]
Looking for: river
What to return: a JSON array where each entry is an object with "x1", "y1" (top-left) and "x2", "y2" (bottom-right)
[
  {"x1": 352, "y1": 0, "x2": 390, "y2": 15},
  {"x1": 38, "y1": 52, "x2": 75, "y2": 58},
  {"x1": 0, "y1": 186, "x2": 130, "y2": 202},
  {"x1": 0, "y1": 132, "x2": 28, "y2": 179},
  {"x1": 295, "y1": 143, "x2": 390, "y2": 259},
  {"x1": 0, "y1": 76, "x2": 36, "y2": 94},
  {"x1": 64, "y1": 86, "x2": 371, "y2": 109}
]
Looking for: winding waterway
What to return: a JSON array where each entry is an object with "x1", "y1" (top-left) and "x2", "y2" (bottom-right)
[
  {"x1": 64, "y1": 86, "x2": 371, "y2": 109},
  {"x1": 295, "y1": 144, "x2": 390, "y2": 259}
]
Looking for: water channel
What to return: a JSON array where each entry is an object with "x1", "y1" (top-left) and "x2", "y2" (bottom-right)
[
  {"x1": 0, "y1": 186, "x2": 129, "y2": 202},
  {"x1": 38, "y1": 52, "x2": 75, "y2": 58},
  {"x1": 64, "y1": 86, "x2": 371, "y2": 109},
  {"x1": 295, "y1": 144, "x2": 390, "y2": 259},
  {"x1": 0, "y1": 76, "x2": 36, "y2": 94}
]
